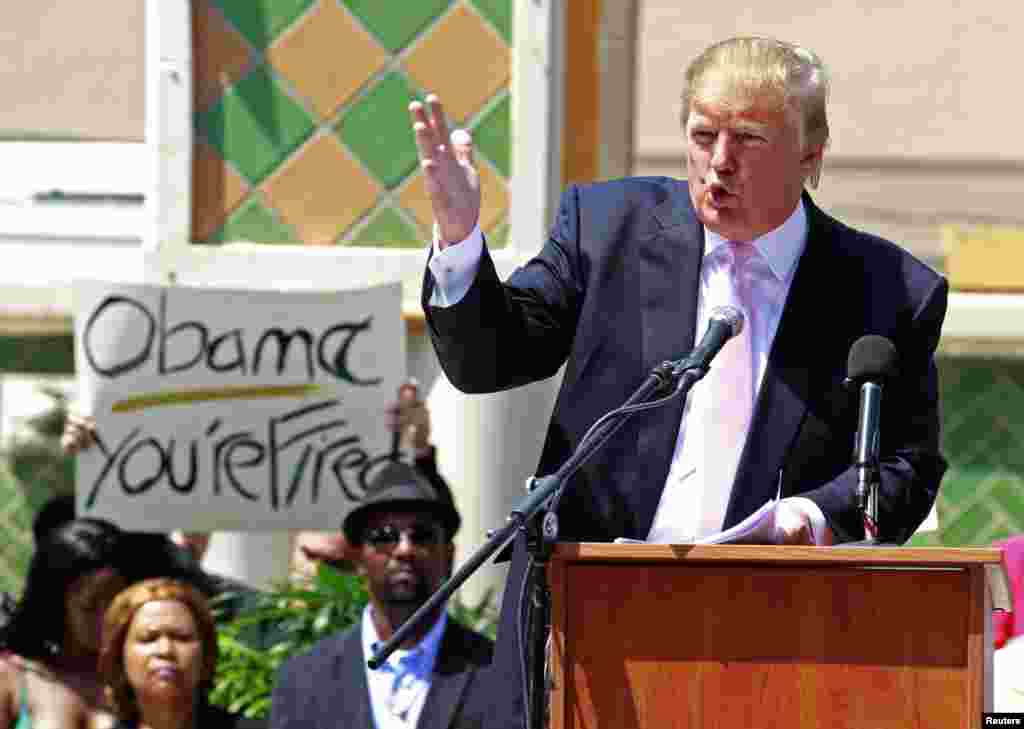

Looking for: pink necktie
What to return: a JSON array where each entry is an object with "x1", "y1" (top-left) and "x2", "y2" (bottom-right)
[{"x1": 697, "y1": 241, "x2": 756, "y2": 535}]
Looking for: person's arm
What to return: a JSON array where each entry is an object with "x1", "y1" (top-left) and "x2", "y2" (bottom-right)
[
  {"x1": 413, "y1": 446, "x2": 455, "y2": 510},
  {"x1": 292, "y1": 531, "x2": 354, "y2": 574},
  {"x1": 385, "y1": 382, "x2": 456, "y2": 507},
  {"x1": 0, "y1": 655, "x2": 20, "y2": 729},
  {"x1": 796, "y1": 274, "x2": 949, "y2": 544},
  {"x1": 412, "y1": 94, "x2": 585, "y2": 394},
  {"x1": 422, "y1": 183, "x2": 587, "y2": 395},
  {"x1": 426, "y1": 223, "x2": 484, "y2": 308},
  {"x1": 407, "y1": 95, "x2": 485, "y2": 309}
]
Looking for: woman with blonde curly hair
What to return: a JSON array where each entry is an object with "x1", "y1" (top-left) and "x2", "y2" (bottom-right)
[{"x1": 98, "y1": 578, "x2": 255, "y2": 729}]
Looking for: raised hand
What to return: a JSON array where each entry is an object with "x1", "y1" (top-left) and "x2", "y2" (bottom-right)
[
  {"x1": 385, "y1": 379, "x2": 432, "y2": 454},
  {"x1": 409, "y1": 95, "x2": 480, "y2": 247}
]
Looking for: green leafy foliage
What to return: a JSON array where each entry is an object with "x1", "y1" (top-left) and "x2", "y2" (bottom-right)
[
  {"x1": 209, "y1": 563, "x2": 368, "y2": 719},
  {"x1": 447, "y1": 585, "x2": 498, "y2": 640},
  {"x1": 209, "y1": 563, "x2": 498, "y2": 719},
  {"x1": 0, "y1": 385, "x2": 74, "y2": 594},
  {"x1": 1, "y1": 385, "x2": 76, "y2": 510}
]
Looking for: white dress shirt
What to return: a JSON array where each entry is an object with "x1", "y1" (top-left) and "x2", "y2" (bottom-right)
[
  {"x1": 428, "y1": 200, "x2": 827, "y2": 543},
  {"x1": 427, "y1": 224, "x2": 485, "y2": 307},
  {"x1": 647, "y1": 201, "x2": 826, "y2": 541},
  {"x1": 363, "y1": 605, "x2": 447, "y2": 729}
]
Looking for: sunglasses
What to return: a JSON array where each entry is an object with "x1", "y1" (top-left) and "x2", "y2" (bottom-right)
[{"x1": 363, "y1": 523, "x2": 443, "y2": 550}]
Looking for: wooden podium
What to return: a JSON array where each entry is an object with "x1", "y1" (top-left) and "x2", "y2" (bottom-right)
[{"x1": 546, "y1": 543, "x2": 1003, "y2": 729}]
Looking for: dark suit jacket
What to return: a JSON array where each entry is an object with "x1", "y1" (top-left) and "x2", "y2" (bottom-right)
[
  {"x1": 421, "y1": 177, "x2": 949, "y2": 728},
  {"x1": 269, "y1": 619, "x2": 494, "y2": 729}
]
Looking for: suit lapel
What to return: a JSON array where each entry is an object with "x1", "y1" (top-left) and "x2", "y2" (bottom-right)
[
  {"x1": 416, "y1": 622, "x2": 473, "y2": 729},
  {"x1": 335, "y1": 628, "x2": 374, "y2": 729},
  {"x1": 724, "y1": 195, "x2": 844, "y2": 526},
  {"x1": 633, "y1": 189, "x2": 704, "y2": 536}
]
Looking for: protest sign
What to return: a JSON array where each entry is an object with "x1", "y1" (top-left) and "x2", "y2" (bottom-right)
[{"x1": 72, "y1": 281, "x2": 404, "y2": 530}]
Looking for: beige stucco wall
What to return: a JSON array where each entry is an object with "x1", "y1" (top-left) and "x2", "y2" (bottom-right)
[
  {"x1": 635, "y1": 1, "x2": 1018, "y2": 161},
  {"x1": 0, "y1": 1, "x2": 144, "y2": 140},
  {"x1": 3, "y1": 1, "x2": 1021, "y2": 266},
  {"x1": 632, "y1": 1, "x2": 1024, "y2": 267}
]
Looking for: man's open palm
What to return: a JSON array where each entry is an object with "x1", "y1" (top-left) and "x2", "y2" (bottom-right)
[{"x1": 409, "y1": 95, "x2": 480, "y2": 247}]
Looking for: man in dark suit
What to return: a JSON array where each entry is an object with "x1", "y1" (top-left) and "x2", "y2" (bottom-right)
[
  {"x1": 269, "y1": 460, "x2": 494, "y2": 729},
  {"x1": 410, "y1": 36, "x2": 947, "y2": 728}
]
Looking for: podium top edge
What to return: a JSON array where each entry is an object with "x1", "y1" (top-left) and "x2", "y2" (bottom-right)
[{"x1": 550, "y1": 542, "x2": 1003, "y2": 566}]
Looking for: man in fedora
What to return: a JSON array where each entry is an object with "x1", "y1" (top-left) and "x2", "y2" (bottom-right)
[{"x1": 270, "y1": 460, "x2": 494, "y2": 729}]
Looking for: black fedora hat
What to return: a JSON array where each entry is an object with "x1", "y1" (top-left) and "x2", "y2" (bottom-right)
[{"x1": 342, "y1": 461, "x2": 461, "y2": 545}]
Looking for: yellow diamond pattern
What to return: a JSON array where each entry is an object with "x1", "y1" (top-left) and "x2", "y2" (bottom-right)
[
  {"x1": 402, "y1": 4, "x2": 511, "y2": 123},
  {"x1": 193, "y1": 0, "x2": 512, "y2": 246},
  {"x1": 266, "y1": 0, "x2": 388, "y2": 121},
  {"x1": 261, "y1": 132, "x2": 381, "y2": 245}
]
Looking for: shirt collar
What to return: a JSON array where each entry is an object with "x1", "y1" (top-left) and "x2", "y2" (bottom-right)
[
  {"x1": 702, "y1": 198, "x2": 808, "y2": 283},
  {"x1": 362, "y1": 603, "x2": 448, "y2": 672}
]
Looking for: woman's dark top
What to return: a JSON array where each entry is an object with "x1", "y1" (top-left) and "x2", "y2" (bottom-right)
[{"x1": 112, "y1": 702, "x2": 265, "y2": 729}]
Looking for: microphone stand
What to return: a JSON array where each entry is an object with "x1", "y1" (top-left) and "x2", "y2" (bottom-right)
[{"x1": 368, "y1": 355, "x2": 710, "y2": 728}]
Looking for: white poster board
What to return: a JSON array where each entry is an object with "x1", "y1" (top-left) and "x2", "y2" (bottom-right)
[{"x1": 72, "y1": 281, "x2": 404, "y2": 531}]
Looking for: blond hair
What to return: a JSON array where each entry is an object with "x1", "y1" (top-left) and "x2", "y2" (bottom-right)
[
  {"x1": 98, "y1": 578, "x2": 218, "y2": 722},
  {"x1": 681, "y1": 37, "x2": 830, "y2": 186}
]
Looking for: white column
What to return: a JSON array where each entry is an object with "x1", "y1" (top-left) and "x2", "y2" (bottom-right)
[
  {"x1": 200, "y1": 531, "x2": 294, "y2": 590},
  {"x1": 142, "y1": 0, "x2": 191, "y2": 280},
  {"x1": 425, "y1": 363, "x2": 563, "y2": 609},
  {"x1": 510, "y1": 0, "x2": 564, "y2": 252}
]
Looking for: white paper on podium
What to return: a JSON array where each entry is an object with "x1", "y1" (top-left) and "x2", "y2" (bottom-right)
[
  {"x1": 614, "y1": 499, "x2": 780, "y2": 546},
  {"x1": 694, "y1": 499, "x2": 778, "y2": 545}
]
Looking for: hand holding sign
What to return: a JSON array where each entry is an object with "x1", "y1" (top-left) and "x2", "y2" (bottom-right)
[
  {"x1": 386, "y1": 379, "x2": 432, "y2": 457},
  {"x1": 62, "y1": 412, "x2": 98, "y2": 454},
  {"x1": 295, "y1": 385, "x2": 435, "y2": 576}
]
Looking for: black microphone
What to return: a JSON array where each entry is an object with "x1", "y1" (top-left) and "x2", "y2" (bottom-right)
[
  {"x1": 678, "y1": 305, "x2": 745, "y2": 372},
  {"x1": 846, "y1": 335, "x2": 899, "y2": 538}
]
